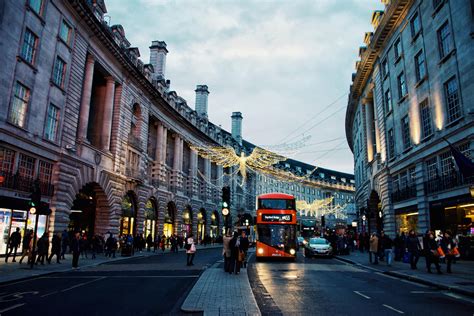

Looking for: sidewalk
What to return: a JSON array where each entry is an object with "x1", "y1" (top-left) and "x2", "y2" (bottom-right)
[
  {"x1": 0, "y1": 244, "x2": 221, "y2": 285},
  {"x1": 181, "y1": 250, "x2": 261, "y2": 316},
  {"x1": 335, "y1": 251, "x2": 474, "y2": 297}
]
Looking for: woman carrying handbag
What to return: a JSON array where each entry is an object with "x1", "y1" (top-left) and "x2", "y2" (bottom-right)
[{"x1": 186, "y1": 234, "x2": 196, "y2": 266}]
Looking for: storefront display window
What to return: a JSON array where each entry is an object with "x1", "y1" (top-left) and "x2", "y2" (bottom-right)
[
  {"x1": 396, "y1": 212, "x2": 418, "y2": 234},
  {"x1": 0, "y1": 209, "x2": 12, "y2": 254}
]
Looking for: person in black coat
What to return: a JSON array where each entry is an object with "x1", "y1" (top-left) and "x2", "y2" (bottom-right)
[
  {"x1": 5, "y1": 227, "x2": 21, "y2": 263},
  {"x1": 440, "y1": 230, "x2": 456, "y2": 273},
  {"x1": 71, "y1": 232, "x2": 81, "y2": 268},
  {"x1": 36, "y1": 232, "x2": 49, "y2": 265},
  {"x1": 239, "y1": 231, "x2": 250, "y2": 268},
  {"x1": 47, "y1": 233, "x2": 62, "y2": 264},
  {"x1": 229, "y1": 231, "x2": 241, "y2": 275},
  {"x1": 406, "y1": 230, "x2": 421, "y2": 269},
  {"x1": 423, "y1": 231, "x2": 441, "y2": 274}
]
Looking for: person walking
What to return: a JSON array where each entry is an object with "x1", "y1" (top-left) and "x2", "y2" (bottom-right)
[
  {"x1": 380, "y1": 231, "x2": 393, "y2": 266},
  {"x1": 229, "y1": 231, "x2": 241, "y2": 274},
  {"x1": 105, "y1": 233, "x2": 117, "y2": 258},
  {"x1": 5, "y1": 227, "x2": 21, "y2": 263},
  {"x1": 186, "y1": 234, "x2": 196, "y2": 266},
  {"x1": 440, "y1": 230, "x2": 457, "y2": 273},
  {"x1": 222, "y1": 232, "x2": 232, "y2": 272},
  {"x1": 48, "y1": 233, "x2": 62, "y2": 264},
  {"x1": 239, "y1": 230, "x2": 250, "y2": 269},
  {"x1": 19, "y1": 230, "x2": 33, "y2": 264},
  {"x1": 71, "y1": 232, "x2": 81, "y2": 268},
  {"x1": 36, "y1": 232, "x2": 49, "y2": 265},
  {"x1": 61, "y1": 230, "x2": 69, "y2": 260},
  {"x1": 369, "y1": 232, "x2": 379, "y2": 264},
  {"x1": 406, "y1": 229, "x2": 421, "y2": 269},
  {"x1": 80, "y1": 233, "x2": 88, "y2": 259},
  {"x1": 146, "y1": 234, "x2": 153, "y2": 252},
  {"x1": 423, "y1": 230, "x2": 442, "y2": 274}
]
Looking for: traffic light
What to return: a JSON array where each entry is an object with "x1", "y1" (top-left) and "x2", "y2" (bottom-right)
[
  {"x1": 29, "y1": 181, "x2": 41, "y2": 214},
  {"x1": 221, "y1": 186, "x2": 231, "y2": 216}
]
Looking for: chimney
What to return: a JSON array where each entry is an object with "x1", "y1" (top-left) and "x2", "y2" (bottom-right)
[
  {"x1": 149, "y1": 41, "x2": 168, "y2": 80},
  {"x1": 231, "y1": 112, "x2": 243, "y2": 146},
  {"x1": 195, "y1": 85, "x2": 209, "y2": 118}
]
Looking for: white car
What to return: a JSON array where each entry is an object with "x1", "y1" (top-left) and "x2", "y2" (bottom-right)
[{"x1": 304, "y1": 237, "x2": 333, "y2": 257}]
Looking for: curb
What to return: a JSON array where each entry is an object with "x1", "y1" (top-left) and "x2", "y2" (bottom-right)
[{"x1": 335, "y1": 255, "x2": 474, "y2": 298}]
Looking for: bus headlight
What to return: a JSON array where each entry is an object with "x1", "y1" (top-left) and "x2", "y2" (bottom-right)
[
  {"x1": 290, "y1": 249, "x2": 296, "y2": 255},
  {"x1": 258, "y1": 248, "x2": 264, "y2": 254}
]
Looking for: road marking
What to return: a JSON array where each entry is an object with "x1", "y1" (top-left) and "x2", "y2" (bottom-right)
[
  {"x1": 0, "y1": 303, "x2": 25, "y2": 313},
  {"x1": 398, "y1": 278, "x2": 429, "y2": 288},
  {"x1": 40, "y1": 291, "x2": 58, "y2": 298},
  {"x1": 45, "y1": 275, "x2": 199, "y2": 279},
  {"x1": 353, "y1": 291, "x2": 370, "y2": 299},
  {"x1": 383, "y1": 304, "x2": 404, "y2": 314},
  {"x1": 443, "y1": 292, "x2": 474, "y2": 304},
  {"x1": 60, "y1": 277, "x2": 105, "y2": 292},
  {"x1": 410, "y1": 291, "x2": 437, "y2": 294}
]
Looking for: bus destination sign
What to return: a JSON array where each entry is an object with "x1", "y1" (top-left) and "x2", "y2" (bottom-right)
[{"x1": 262, "y1": 214, "x2": 292, "y2": 222}]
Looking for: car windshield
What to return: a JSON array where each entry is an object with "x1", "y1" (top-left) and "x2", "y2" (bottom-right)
[{"x1": 309, "y1": 238, "x2": 328, "y2": 245}]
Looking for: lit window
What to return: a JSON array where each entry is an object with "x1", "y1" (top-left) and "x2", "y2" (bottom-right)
[
  {"x1": 59, "y1": 20, "x2": 72, "y2": 45},
  {"x1": 410, "y1": 12, "x2": 421, "y2": 37},
  {"x1": 414, "y1": 50, "x2": 426, "y2": 81},
  {"x1": 28, "y1": 0, "x2": 44, "y2": 16},
  {"x1": 401, "y1": 115, "x2": 411, "y2": 150},
  {"x1": 419, "y1": 99, "x2": 433, "y2": 139},
  {"x1": 20, "y1": 29, "x2": 38, "y2": 65},
  {"x1": 9, "y1": 82, "x2": 30, "y2": 128},
  {"x1": 444, "y1": 77, "x2": 461, "y2": 123},
  {"x1": 394, "y1": 38, "x2": 402, "y2": 60},
  {"x1": 438, "y1": 21, "x2": 453, "y2": 59},
  {"x1": 44, "y1": 103, "x2": 60, "y2": 141},
  {"x1": 0, "y1": 147, "x2": 15, "y2": 174},
  {"x1": 397, "y1": 72, "x2": 407, "y2": 99},
  {"x1": 38, "y1": 160, "x2": 53, "y2": 188},
  {"x1": 52, "y1": 57, "x2": 67, "y2": 88},
  {"x1": 18, "y1": 153, "x2": 35, "y2": 179}
]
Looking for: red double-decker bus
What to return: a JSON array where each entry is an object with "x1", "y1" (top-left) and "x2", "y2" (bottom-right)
[{"x1": 255, "y1": 193, "x2": 297, "y2": 260}]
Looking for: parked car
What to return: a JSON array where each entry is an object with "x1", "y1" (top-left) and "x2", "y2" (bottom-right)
[{"x1": 304, "y1": 237, "x2": 333, "y2": 258}]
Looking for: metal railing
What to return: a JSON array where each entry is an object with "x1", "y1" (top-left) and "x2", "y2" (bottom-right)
[
  {"x1": 0, "y1": 171, "x2": 54, "y2": 196},
  {"x1": 424, "y1": 171, "x2": 474, "y2": 194},
  {"x1": 391, "y1": 183, "x2": 417, "y2": 202}
]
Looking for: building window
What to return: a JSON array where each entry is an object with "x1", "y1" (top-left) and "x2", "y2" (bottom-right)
[
  {"x1": 0, "y1": 147, "x2": 15, "y2": 173},
  {"x1": 394, "y1": 38, "x2": 402, "y2": 60},
  {"x1": 38, "y1": 160, "x2": 53, "y2": 186},
  {"x1": 438, "y1": 21, "x2": 453, "y2": 59},
  {"x1": 414, "y1": 50, "x2": 426, "y2": 82},
  {"x1": 401, "y1": 115, "x2": 411, "y2": 150},
  {"x1": 28, "y1": 0, "x2": 44, "y2": 16},
  {"x1": 388, "y1": 128, "x2": 395, "y2": 159},
  {"x1": 440, "y1": 151, "x2": 455, "y2": 176},
  {"x1": 52, "y1": 57, "x2": 67, "y2": 88},
  {"x1": 9, "y1": 82, "x2": 30, "y2": 128},
  {"x1": 20, "y1": 29, "x2": 38, "y2": 65},
  {"x1": 419, "y1": 99, "x2": 433, "y2": 139},
  {"x1": 444, "y1": 77, "x2": 461, "y2": 123},
  {"x1": 425, "y1": 157, "x2": 438, "y2": 180},
  {"x1": 18, "y1": 153, "x2": 35, "y2": 179},
  {"x1": 59, "y1": 20, "x2": 72, "y2": 45},
  {"x1": 410, "y1": 12, "x2": 421, "y2": 37},
  {"x1": 381, "y1": 58, "x2": 389, "y2": 77},
  {"x1": 397, "y1": 72, "x2": 407, "y2": 99},
  {"x1": 44, "y1": 103, "x2": 60, "y2": 141},
  {"x1": 384, "y1": 89, "x2": 392, "y2": 113}
]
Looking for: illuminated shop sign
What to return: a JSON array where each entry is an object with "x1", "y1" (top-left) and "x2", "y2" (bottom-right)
[{"x1": 262, "y1": 214, "x2": 292, "y2": 222}]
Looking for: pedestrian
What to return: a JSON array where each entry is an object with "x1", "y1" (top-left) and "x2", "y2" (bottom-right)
[
  {"x1": 19, "y1": 230, "x2": 33, "y2": 264},
  {"x1": 369, "y1": 232, "x2": 379, "y2": 264},
  {"x1": 239, "y1": 230, "x2": 250, "y2": 269},
  {"x1": 222, "y1": 232, "x2": 232, "y2": 272},
  {"x1": 91, "y1": 235, "x2": 100, "y2": 259},
  {"x1": 154, "y1": 235, "x2": 160, "y2": 252},
  {"x1": 61, "y1": 229, "x2": 69, "y2": 259},
  {"x1": 48, "y1": 233, "x2": 62, "y2": 264},
  {"x1": 423, "y1": 230, "x2": 442, "y2": 274},
  {"x1": 406, "y1": 229, "x2": 421, "y2": 269},
  {"x1": 380, "y1": 231, "x2": 393, "y2": 266},
  {"x1": 160, "y1": 234, "x2": 166, "y2": 252},
  {"x1": 105, "y1": 233, "x2": 117, "y2": 258},
  {"x1": 36, "y1": 232, "x2": 49, "y2": 265},
  {"x1": 440, "y1": 230, "x2": 457, "y2": 273},
  {"x1": 5, "y1": 227, "x2": 21, "y2": 263},
  {"x1": 146, "y1": 234, "x2": 153, "y2": 252},
  {"x1": 80, "y1": 233, "x2": 88, "y2": 259},
  {"x1": 394, "y1": 233, "x2": 403, "y2": 261},
  {"x1": 229, "y1": 231, "x2": 241, "y2": 274},
  {"x1": 186, "y1": 233, "x2": 196, "y2": 266},
  {"x1": 71, "y1": 232, "x2": 81, "y2": 268}
]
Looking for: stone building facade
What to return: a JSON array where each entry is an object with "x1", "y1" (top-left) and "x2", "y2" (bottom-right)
[
  {"x1": 346, "y1": 0, "x2": 474, "y2": 237},
  {"x1": 0, "y1": 0, "x2": 256, "y2": 252}
]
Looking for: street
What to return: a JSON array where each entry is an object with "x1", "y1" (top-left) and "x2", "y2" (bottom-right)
[{"x1": 0, "y1": 248, "x2": 222, "y2": 315}]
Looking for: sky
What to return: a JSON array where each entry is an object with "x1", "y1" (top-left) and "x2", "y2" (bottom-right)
[{"x1": 106, "y1": 0, "x2": 385, "y2": 174}]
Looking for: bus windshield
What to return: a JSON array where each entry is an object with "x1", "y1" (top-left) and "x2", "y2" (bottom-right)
[
  {"x1": 258, "y1": 199, "x2": 295, "y2": 210},
  {"x1": 257, "y1": 224, "x2": 296, "y2": 247}
]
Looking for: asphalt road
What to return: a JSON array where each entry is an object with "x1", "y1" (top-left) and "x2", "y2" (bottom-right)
[
  {"x1": 0, "y1": 248, "x2": 223, "y2": 316},
  {"x1": 249, "y1": 250, "x2": 474, "y2": 316}
]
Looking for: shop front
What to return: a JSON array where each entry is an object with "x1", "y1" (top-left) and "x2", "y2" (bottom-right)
[
  {"x1": 210, "y1": 211, "x2": 219, "y2": 238},
  {"x1": 143, "y1": 199, "x2": 157, "y2": 240},
  {"x1": 164, "y1": 202, "x2": 176, "y2": 238},
  {"x1": 430, "y1": 194, "x2": 473, "y2": 236},
  {"x1": 197, "y1": 209, "x2": 206, "y2": 243},
  {"x1": 182, "y1": 208, "x2": 192, "y2": 238},
  {"x1": 395, "y1": 205, "x2": 418, "y2": 234},
  {"x1": 120, "y1": 193, "x2": 136, "y2": 236}
]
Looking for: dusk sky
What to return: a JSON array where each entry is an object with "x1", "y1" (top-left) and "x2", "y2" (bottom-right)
[{"x1": 106, "y1": 0, "x2": 385, "y2": 174}]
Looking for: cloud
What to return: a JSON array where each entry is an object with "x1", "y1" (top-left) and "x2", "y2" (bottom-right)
[{"x1": 106, "y1": 0, "x2": 384, "y2": 174}]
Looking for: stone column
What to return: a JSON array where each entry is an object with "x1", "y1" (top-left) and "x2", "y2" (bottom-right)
[
  {"x1": 364, "y1": 102, "x2": 374, "y2": 163},
  {"x1": 204, "y1": 158, "x2": 212, "y2": 199},
  {"x1": 101, "y1": 76, "x2": 115, "y2": 151},
  {"x1": 77, "y1": 55, "x2": 95, "y2": 141},
  {"x1": 216, "y1": 165, "x2": 223, "y2": 187},
  {"x1": 173, "y1": 135, "x2": 181, "y2": 171},
  {"x1": 161, "y1": 128, "x2": 168, "y2": 164},
  {"x1": 190, "y1": 149, "x2": 198, "y2": 196},
  {"x1": 155, "y1": 123, "x2": 163, "y2": 163}
]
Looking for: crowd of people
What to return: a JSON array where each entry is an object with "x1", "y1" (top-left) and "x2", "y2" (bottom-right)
[{"x1": 222, "y1": 230, "x2": 250, "y2": 275}]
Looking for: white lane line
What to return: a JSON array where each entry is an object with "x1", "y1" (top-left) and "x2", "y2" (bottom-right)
[
  {"x1": 398, "y1": 278, "x2": 429, "y2": 288},
  {"x1": 0, "y1": 303, "x2": 25, "y2": 313},
  {"x1": 60, "y1": 277, "x2": 106, "y2": 292},
  {"x1": 40, "y1": 291, "x2": 58, "y2": 298},
  {"x1": 383, "y1": 304, "x2": 404, "y2": 314},
  {"x1": 443, "y1": 292, "x2": 474, "y2": 304},
  {"x1": 410, "y1": 291, "x2": 437, "y2": 294},
  {"x1": 45, "y1": 275, "x2": 198, "y2": 279},
  {"x1": 353, "y1": 291, "x2": 371, "y2": 299}
]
